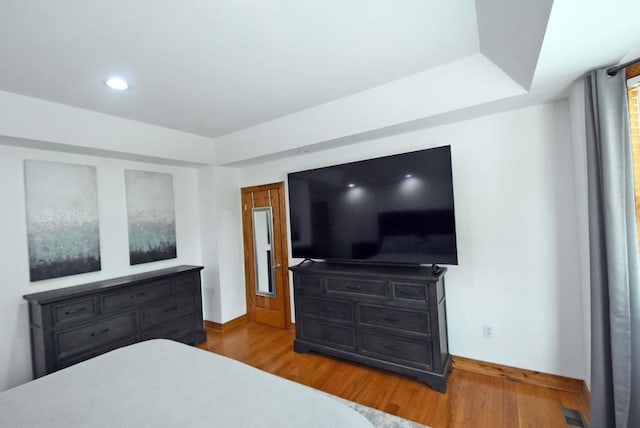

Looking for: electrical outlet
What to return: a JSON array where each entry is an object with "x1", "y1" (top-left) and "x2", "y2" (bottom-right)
[{"x1": 483, "y1": 324, "x2": 494, "y2": 339}]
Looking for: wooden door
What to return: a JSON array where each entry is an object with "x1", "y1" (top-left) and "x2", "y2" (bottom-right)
[{"x1": 241, "y1": 182, "x2": 291, "y2": 330}]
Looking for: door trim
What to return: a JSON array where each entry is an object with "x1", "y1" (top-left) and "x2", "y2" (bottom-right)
[{"x1": 241, "y1": 182, "x2": 292, "y2": 330}]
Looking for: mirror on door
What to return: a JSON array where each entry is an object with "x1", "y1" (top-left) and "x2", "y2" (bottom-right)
[{"x1": 252, "y1": 207, "x2": 276, "y2": 297}]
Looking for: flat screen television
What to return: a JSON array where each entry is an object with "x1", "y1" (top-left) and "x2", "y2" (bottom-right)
[{"x1": 287, "y1": 146, "x2": 458, "y2": 266}]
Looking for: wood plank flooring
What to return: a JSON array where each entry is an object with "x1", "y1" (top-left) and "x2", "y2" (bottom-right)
[{"x1": 197, "y1": 321, "x2": 589, "y2": 428}]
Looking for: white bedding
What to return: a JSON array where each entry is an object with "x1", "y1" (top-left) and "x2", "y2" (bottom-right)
[{"x1": 0, "y1": 339, "x2": 373, "y2": 428}]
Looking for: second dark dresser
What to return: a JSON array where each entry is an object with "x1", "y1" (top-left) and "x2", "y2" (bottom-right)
[
  {"x1": 290, "y1": 262, "x2": 450, "y2": 392},
  {"x1": 23, "y1": 265, "x2": 206, "y2": 378}
]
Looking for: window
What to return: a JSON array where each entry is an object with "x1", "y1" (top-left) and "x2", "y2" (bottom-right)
[{"x1": 627, "y1": 63, "x2": 640, "y2": 235}]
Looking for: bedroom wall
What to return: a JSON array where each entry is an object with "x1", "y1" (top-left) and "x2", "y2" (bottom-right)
[
  {"x1": 568, "y1": 79, "x2": 591, "y2": 387},
  {"x1": 197, "y1": 166, "x2": 246, "y2": 323},
  {"x1": 0, "y1": 143, "x2": 203, "y2": 391},
  {"x1": 236, "y1": 101, "x2": 587, "y2": 379}
]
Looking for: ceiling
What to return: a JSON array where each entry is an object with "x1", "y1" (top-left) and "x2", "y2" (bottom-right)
[
  {"x1": 0, "y1": 0, "x2": 478, "y2": 138},
  {"x1": 0, "y1": 0, "x2": 638, "y2": 147}
]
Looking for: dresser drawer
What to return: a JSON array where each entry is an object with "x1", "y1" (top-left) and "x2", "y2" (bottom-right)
[
  {"x1": 299, "y1": 296, "x2": 352, "y2": 322},
  {"x1": 300, "y1": 318, "x2": 355, "y2": 349},
  {"x1": 56, "y1": 313, "x2": 137, "y2": 360},
  {"x1": 142, "y1": 314, "x2": 200, "y2": 341},
  {"x1": 360, "y1": 332, "x2": 433, "y2": 370},
  {"x1": 172, "y1": 274, "x2": 199, "y2": 295},
  {"x1": 142, "y1": 296, "x2": 196, "y2": 329},
  {"x1": 295, "y1": 275, "x2": 323, "y2": 296},
  {"x1": 326, "y1": 277, "x2": 387, "y2": 299},
  {"x1": 359, "y1": 305, "x2": 430, "y2": 336},
  {"x1": 51, "y1": 297, "x2": 98, "y2": 328},
  {"x1": 56, "y1": 336, "x2": 140, "y2": 371},
  {"x1": 101, "y1": 281, "x2": 171, "y2": 313},
  {"x1": 391, "y1": 282, "x2": 428, "y2": 306}
]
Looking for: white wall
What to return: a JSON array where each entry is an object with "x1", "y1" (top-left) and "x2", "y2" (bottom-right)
[
  {"x1": 197, "y1": 166, "x2": 246, "y2": 323},
  {"x1": 568, "y1": 79, "x2": 591, "y2": 387},
  {"x1": 0, "y1": 143, "x2": 203, "y2": 391},
  {"x1": 237, "y1": 102, "x2": 586, "y2": 379},
  {"x1": 197, "y1": 166, "x2": 221, "y2": 322}
]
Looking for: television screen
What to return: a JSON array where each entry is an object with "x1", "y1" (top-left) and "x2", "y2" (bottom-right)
[{"x1": 287, "y1": 146, "x2": 458, "y2": 265}]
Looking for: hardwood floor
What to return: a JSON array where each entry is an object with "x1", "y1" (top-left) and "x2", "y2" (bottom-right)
[{"x1": 197, "y1": 321, "x2": 589, "y2": 428}]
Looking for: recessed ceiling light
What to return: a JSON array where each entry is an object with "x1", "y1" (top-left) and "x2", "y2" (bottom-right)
[
  {"x1": 405, "y1": 174, "x2": 413, "y2": 178},
  {"x1": 105, "y1": 77, "x2": 129, "y2": 90},
  {"x1": 348, "y1": 183, "x2": 355, "y2": 188}
]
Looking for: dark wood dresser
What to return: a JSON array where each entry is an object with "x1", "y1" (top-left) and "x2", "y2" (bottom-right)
[
  {"x1": 23, "y1": 265, "x2": 206, "y2": 378},
  {"x1": 290, "y1": 262, "x2": 450, "y2": 392}
]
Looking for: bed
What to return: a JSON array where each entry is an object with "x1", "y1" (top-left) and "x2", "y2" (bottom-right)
[{"x1": 0, "y1": 339, "x2": 374, "y2": 428}]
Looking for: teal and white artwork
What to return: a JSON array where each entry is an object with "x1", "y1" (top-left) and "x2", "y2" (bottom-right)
[
  {"x1": 125, "y1": 170, "x2": 177, "y2": 265},
  {"x1": 24, "y1": 160, "x2": 101, "y2": 281}
]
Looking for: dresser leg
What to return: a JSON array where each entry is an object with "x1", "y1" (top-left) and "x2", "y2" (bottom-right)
[
  {"x1": 417, "y1": 375, "x2": 447, "y2": 393},
  {"x1": 293, "y1": 340, "x2": 311, "y2": 353}
]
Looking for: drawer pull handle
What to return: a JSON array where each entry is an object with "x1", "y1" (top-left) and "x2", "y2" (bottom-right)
[
  {"x1": 130, "y1": 292, "x2": 146, "y2": 299},
  {"x1": 398, "y1": 289, "x2": 419, "y2": 296},
  {"x1": 382, "y1": 316, "x2": 400, "y2": 323},
  {"x1": 90, "y1": 328, "x2": 110, "y2": 337},
  {"x1": 320, "y1": 306, "x2": 332, "y2": 313},
  {"x1": 383, "y1": 344, "x2": 401, "y2": 351},
  {"x1": 65, "y1": 307, "x2": 86, "y2": 315},
  {"x1": 165, "y1": 306, "x2": 179, "y2": 312},
  {"x1": 346, "y1": 285, "x2": 362, "y2": 290}
]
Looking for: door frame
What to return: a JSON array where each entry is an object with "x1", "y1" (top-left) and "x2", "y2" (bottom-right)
[{"x1": 241, "y1": 182, "x2": 292, "y2": 330}]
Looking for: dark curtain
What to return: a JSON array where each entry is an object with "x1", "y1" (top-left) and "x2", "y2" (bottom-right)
[{"x1": 585, "y1": 68, "x2": 640, "y2": 427}]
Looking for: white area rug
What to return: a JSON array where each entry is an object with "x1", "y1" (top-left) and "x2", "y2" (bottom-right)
[{"x1": 329, "y1": 394, "x2": 429, "y2": 428}]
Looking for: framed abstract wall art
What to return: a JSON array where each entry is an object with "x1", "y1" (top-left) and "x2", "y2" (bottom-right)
[
  {"x1": 24, "y1": 160, "x2": 101, "y2": 281},
  {"x1": 125, "y1": 170, "x2": 177, "y2": 265}
]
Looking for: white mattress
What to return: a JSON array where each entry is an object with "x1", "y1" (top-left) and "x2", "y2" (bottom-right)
[{"x1": 0, "y1": 339, "x2": 374, "y2": 428}]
